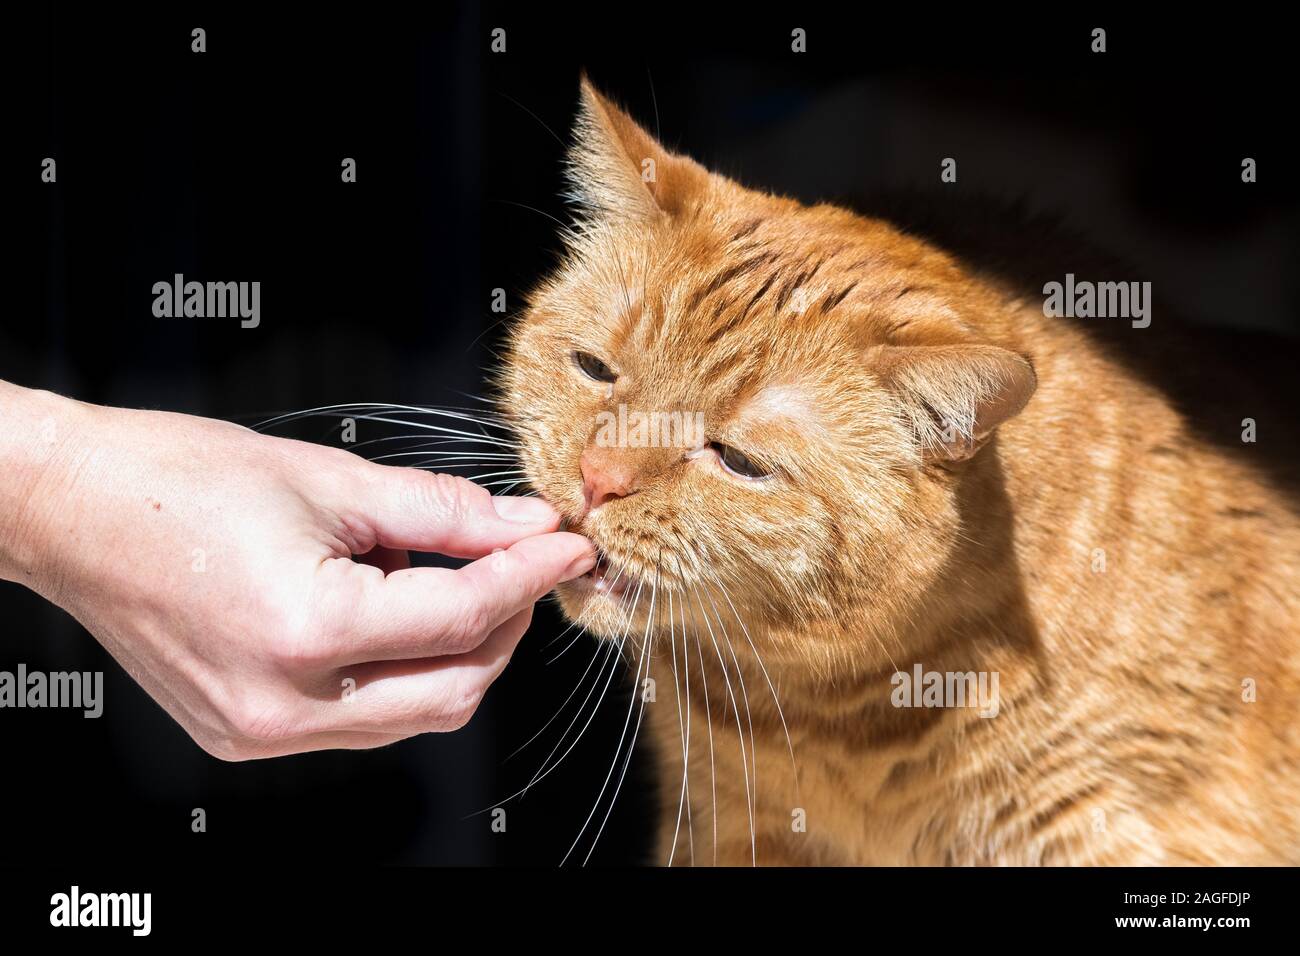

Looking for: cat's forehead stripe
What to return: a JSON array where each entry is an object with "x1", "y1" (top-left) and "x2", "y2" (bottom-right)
[
  {"x1": 688, "y1": 251, "x2": 779, "y2": 305},
  {"x1": 604, "y1": 210, "x2": 963, "y2": 367}
]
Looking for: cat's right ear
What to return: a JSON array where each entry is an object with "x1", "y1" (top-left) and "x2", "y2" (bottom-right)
[{"x1": 568, "y1": 76, "x2": 709, "y2": 222}]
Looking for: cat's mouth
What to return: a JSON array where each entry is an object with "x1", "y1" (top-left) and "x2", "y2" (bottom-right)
[
  {"x1": 581, "y1": 547, "x2": 633, "y2": 598},
  {"x1": 558, "y1": 515, "x2": 635, "y2": 600}
]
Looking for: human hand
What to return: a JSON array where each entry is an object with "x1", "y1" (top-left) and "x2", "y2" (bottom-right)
[{"x1": 0, "y1": 383, "x2": 593, "y2": 759}]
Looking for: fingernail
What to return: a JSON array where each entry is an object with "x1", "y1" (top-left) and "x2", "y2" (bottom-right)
[
  {"x1": 562, "y1": 546, "x2": 598, "y2": 581},
  {"x1": 492, "y1": 496, "x2": 557, "y2": 524}
]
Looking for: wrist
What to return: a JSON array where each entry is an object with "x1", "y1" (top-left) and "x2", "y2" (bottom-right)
[{"x1": 0, "y1": 382, "x2": 95, "y2": 591}]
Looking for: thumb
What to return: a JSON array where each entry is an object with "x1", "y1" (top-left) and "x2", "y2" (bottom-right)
[{"x1": 353, "y1": 467, "x2": 560, "y2": 557}]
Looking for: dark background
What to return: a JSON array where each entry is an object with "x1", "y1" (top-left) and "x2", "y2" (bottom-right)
[{"x1": 4, "y1": 5, "x2": 1296, "y2": 866}]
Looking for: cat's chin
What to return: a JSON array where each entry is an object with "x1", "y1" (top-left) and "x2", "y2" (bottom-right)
[{"x1": 554, "y1": 567, "x2": 650, "y2": 639}]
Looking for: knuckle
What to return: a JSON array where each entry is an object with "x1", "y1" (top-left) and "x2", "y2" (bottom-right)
[
  {"x1": 481, "y1": 547, "x2": 521, "y2": 580},
  {"x1": 223, "y1": 693, "x2": 296, "y2": 744},
  {"x1": 355, "y1": 675, "x2": 486, "y2": 736},
  {"x1": 460, "y1": 606, "x2": 495, "y2": 648},
  {"x1": 416, "y1": 471, "x2": 489, "y2": 522},
  {"x1": 268, "y1": 626, "x2": 331, "y2": 670},
  {"x1": 442, "y1": 592, "x2": 494, "y2": 650},
  {"x1": 191, "y1": 710, "x2": 265, "y2": 762},
  {"x1": 442, "y1": 708, "x2": 473, "y2": 732},
  {"x1": 198, "y1": 734, "x2": 256, "y2": 763},
  {"x1": 267, "y1": 570, "x2": 350, "y2": 672},
  {"x1": 437, "y1": 686, "x2": 483, "y2": 731}
]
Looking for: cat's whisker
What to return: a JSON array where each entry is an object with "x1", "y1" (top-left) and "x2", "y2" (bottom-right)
[
  {"x1": 682, "y1": 607, "x2": 695, "y2": 866},
  {"x1": 474, "y1": 474, "x2": 532, "y2": 488},
  {"x1": 354, "y1": 403, "x2": 517, "y2": 428},
  {"x1": 574, "y1": 558, "x2": 662, "y2": 866},
  {"x1": 452, "y1": 389, "x2": 506, "y2": 408},
  {"x1": 334, "y1": 413, "x2": 521, "y2": 448},
  {"x1": 541, "y1": 614, "x2": 585, "y2": 652},
  {"x1": 666, "y1": 584, "x2": 693, "y2": 867},
  {"x1": 499, "y1": 90, "x2": 568, "y2": 148},
  {"x1": 690, "y1": 580, "x2": 756, "y2": 867},
  {"x1": 491, "y1": 197, "x2": 575, "y2": 235},
  {"x1": 466, "y1": 313, "x2": 518, "y2": 357},
  {"x1": 469, "y1": 582, "x2": 638, "y2": 817},
  {"x1": 693, "y1": 616, "x2": 718, "y2": 865},
  {"x1": 341, "y1": 432, "x2": 517, "y2": 456},
  {"x1": 665, "y1": 585, "x2": 683, "y2": 866},
  {"x1": 431, "y1": 477, "x2": 529, "y2": 495},
  {"x1": 515, "y1": 576, "x2": 645, "y2": 799},
  {"x1": 360, "y1": 433, "x2": 519, "y2": 449},
  {"x1": 482, "y1": 479, "x2": 530, "y2": 495},
  {"x1": 518, "y1": 638, "x2": 621, "y2": 799},
  {"x1": 547, "y1": 561, "x2": 634, "y2": 664},
  {"x1": 553, "y1": 580, "x2": 650, "y2": 863},
  {"x1": 663, "y1": 527, "x2": 757, "y2": 861},
  {"x1": 253, "y1": 402, "x2": 516, "y2": 437},
  {"x1": 311, "y1": 416, "x2": 522, "y2": 452},
  {"x1": 424, "y1": 465, "x2": 526, "y2": 477},
  {"x1": 461, "y1": 630, "x2": 617, "y2": 819},
  {"x1": 504, "y1": 627, "x2": 604, "y2": 764},
  {"x1": 478, "y1": 580, "x2": 644, "y2": 811},
  {"x1": 365, "y1": 452, "x2": 521, "y2": 468},
  {"x1": 702, "y1": 583, "x2": 758, "y2": 862},
  {"x1": 553, "y1": 575, "x2": 649, "y2": 861},
  {"x1": 707, "y1": 572, "x2": 802, "y2": 805},
  {"x1": 546, "y1": 616, "x2": 597, "y2": 663},
  {"x1": 466, "y1": 468, "x2": 529, "y2": 484},
  {"x1": 318, "y1": 407, "x2": 520, "y2": 445},
  {"x1": 370, "y1": 448, "x2": 520, "y2": 464},
  {"x1": 589, "y1": 564, "x2": 672, "y2": 864}
]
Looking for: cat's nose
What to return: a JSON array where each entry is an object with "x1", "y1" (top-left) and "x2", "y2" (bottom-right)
[{"x1": 580, "y1": 447, "x2": 639, "y2": 512}]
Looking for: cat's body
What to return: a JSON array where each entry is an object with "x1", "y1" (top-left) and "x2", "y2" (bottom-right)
[
  {"x1": 503, "y1": 80, "x2": 1300, "y2": 865},
  {"x1": 647, "y1": 290, "x2": 1300, "y2": 865}
]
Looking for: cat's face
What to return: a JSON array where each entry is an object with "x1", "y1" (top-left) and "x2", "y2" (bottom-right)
[{"x1": 502, "y1": 81, "x2": 1035, "y2": 671}]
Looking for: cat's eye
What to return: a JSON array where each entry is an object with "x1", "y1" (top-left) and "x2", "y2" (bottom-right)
[
  {"x1": 572, "y1": 350, "x2": 617, "y2": 383},
  {"x1": 713, "y1": 442, "x2": 771, "y2": 480}
]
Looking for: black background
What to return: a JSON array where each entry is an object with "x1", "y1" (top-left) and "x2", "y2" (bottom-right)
[{"x1": 4, "y1": 4, "x2": 1297, "y2": 869}]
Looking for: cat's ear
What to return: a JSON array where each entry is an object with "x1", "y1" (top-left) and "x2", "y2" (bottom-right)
[
  {"x1": 875, "y1": 344, "x2": 1036, "y2": 462},
  {"x1": 568, "y1": 76, "x2": 709, "y2": 221}
]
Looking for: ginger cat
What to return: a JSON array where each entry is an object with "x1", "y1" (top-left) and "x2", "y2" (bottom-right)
[{"x1": 501, "y1": 80, "x2": 1300, "y2": 865}]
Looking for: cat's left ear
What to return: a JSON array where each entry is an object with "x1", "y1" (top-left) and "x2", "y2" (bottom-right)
[
  {"x1": 874, "y1": 344, "x2": 1037, "y2": 463},
  {"x1": 568, "y1": 76, "x2": 710, "y2": 221}
]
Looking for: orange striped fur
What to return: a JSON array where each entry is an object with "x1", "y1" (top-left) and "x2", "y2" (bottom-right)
[{"x1": 501, "y1": 81, "x2": 1300, "y2": 865}]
